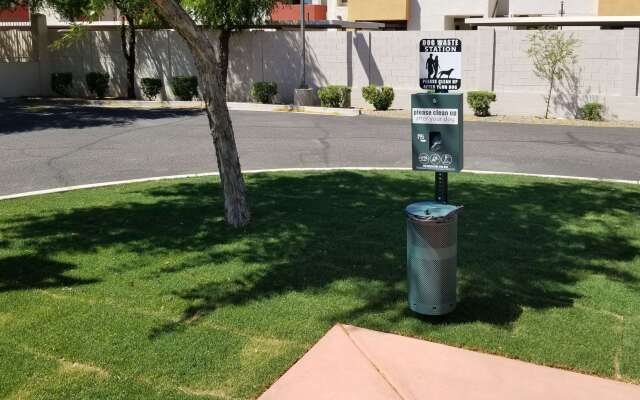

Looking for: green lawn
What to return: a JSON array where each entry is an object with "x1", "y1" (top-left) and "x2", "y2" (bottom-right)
[{"x1": 1, "y1": 171, "x2": 639, "y2": 399}]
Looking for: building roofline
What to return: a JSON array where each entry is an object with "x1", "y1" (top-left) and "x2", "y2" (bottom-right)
[
  {"x1": 466, "y1": 16, "x2": 640, "y2": 27},
  {"x1": 250, "y1": 20, "x2": 386, "y2": 30},
  {"x1": 45, "y1": 19, "x2": 386, "y2": 31}
]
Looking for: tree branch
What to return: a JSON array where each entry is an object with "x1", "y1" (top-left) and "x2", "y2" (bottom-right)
[{"x1": 150, "y1": 0, "x2": 215, "y2": 63}]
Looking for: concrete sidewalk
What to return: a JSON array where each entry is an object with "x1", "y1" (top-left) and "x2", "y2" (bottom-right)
[{"x1": 259, "y1": 324, "x2": 640, "y2": 400}]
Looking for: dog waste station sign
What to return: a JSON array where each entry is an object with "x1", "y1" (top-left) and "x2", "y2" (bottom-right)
[
  {"x1": 419, "y1": 38, "x2": 462, "y2": 91},
  {"x1": 413, "y1": 37, "x2": 464, "y2": 182},
  {"x1": 405, "y1": 38, "x2": 464, "y2": 317}
]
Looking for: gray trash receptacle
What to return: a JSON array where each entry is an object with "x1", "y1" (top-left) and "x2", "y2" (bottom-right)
[{"x1": 406, "y1": 201, "x2": 463, "y2": 316}]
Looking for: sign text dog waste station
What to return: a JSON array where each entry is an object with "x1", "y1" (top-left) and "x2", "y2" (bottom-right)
[{"x1": 419, "y1": 38, "x2": 462, "y2": 91}]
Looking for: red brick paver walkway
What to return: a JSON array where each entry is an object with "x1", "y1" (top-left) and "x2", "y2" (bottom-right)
[{"x1": 259, "y1": 324, "x2": 640, "y2": 400}]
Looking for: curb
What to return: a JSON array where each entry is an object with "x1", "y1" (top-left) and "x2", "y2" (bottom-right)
[
  {"x1": 228, "y1": 102, "x2": 361, "y2": 117},
  {"x1": 361, "y1": 109, "x2": 640, "y2": 129},
  {"x1": 1, "y1": 168, "x2": 637, "y2": 201},
  {"x1": 463, "y1": 170, "x2": 639, "y2": 185},
  {"x1": 15, "y1": 98, "x2": 361, "y2": 117}
]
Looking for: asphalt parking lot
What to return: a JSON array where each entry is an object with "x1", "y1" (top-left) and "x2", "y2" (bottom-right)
[{"x1": 1, "y1": 103, "x2": 639, "y2": 195}]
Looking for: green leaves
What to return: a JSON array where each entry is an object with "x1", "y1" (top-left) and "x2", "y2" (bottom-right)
[
  {"x1": 466, "y1": 91, "x2": 496, "y2": 117},
  {"x1": 527, "y1": 30, "x2": 581, "y2": 118},
  {"x1": 181, "y1": 0, "x2": 282, "y2": 30},
  {"x1": 1, "y1": 0, "x2": 286, "y2": 30},
  {"x1": 362, "y1": 85, "x2": 395, "y2": 111},
  {"x1": 527, "y1": 30, "x2": 580, "y2": 82}
]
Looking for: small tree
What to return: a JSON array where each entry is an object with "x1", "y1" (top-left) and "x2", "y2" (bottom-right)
[
  {"x1": 527, "y1": 31, "x2": 580, "y2": 119},
  {"x1": 148, "y1": 0, "x2": 286, "y2": 227},
  {"x1": 113, "y1": 0, "x2": 161, "y2": 99},
  {"x1": 60, "y1": 0, "x2": 163, "y2": 100}
]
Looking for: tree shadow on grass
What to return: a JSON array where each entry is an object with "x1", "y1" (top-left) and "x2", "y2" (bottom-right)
[
  {"x1": 0, "y1": 255, "x2": 99, "y2": 292},
  {"x1": 0, "y1": 103, "x2": 204, "y2": 135},
  {"x1": 1, "y1": 172, "x2": 638, "y2": 336}
]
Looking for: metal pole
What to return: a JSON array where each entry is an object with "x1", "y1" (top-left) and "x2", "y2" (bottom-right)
[
  {"x1": 434, "y1": 88, "x2": 449, "y2": 203},
  {"x1": 435, "y1": 172, "x2": 448, "y2": 203},
  {"x1": 300, "y1": 1, "x2": 307, "y2": 88}
]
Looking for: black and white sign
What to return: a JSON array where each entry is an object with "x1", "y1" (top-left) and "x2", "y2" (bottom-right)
[{"x1": 419, "y1": 38, "x2": 462, "y2": 91}]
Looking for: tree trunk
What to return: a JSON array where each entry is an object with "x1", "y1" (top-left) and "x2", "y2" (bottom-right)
[
  {"x1": 545, "y1": 74, "x2": 555, "y2": 119},
  {"x1": 149, "y1": 0, "x2": 250, "y2": 227},
  {"x1": 120, "y1": 15, "x2": 137, "y2": 100}
]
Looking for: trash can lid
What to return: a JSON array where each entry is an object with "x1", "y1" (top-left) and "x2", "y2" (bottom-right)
[{"x1": 405, "y1": 201, "x2": 463, "y2": 220}]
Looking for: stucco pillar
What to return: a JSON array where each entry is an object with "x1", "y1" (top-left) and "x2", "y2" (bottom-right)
[
  {"x1": 30, "y1": 13, "x2": 50, "y2": 96},
  {"x1": 621, "y1": 28, "x2": 640, "y2": 97}
]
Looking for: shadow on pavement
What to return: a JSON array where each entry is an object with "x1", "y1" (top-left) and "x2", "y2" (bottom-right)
[{"x1": 0, "y1": 103, "x2": 204, "y2": 135}]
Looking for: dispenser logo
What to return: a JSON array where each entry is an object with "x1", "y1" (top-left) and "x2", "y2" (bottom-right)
[
  {"x1": 417, "y1": 153, "x2": 455, "y2": 170},
  {"x1": 442, "y1": 154, "x2": 453, "y2": 166}
]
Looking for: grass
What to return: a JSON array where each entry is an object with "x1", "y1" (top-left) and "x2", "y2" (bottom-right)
[{"x1": 1, "y1": 170, "x2": 639, "y2": 399}]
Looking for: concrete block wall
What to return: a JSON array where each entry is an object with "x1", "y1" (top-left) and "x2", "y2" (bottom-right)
[
  {"x1": 48, "y1": 29, "x2": 128, "y2": 98},
  {"x1": 0, "y1": 62, "x2": 40, "y2": 97},
  {"x1": 2, "y1": 20, "x2": 640, "y2": 120},
  {"x1": 492, "y1": 29, "x2": 637, "y2": 118},
  {"x1": 135, "y1": 30, "x2": 171, "y2": 99}
]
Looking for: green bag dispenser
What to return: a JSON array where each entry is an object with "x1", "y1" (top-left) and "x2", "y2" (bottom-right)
[
  {"x1": 411, "y1": 93, "x2": 464, "y2": 173},
  {"x1": 407, "y1": 92, "x2": 464, "y2": 316}
]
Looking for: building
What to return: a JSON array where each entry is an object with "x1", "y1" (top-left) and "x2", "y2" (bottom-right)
[
  {"x1": 270, "y1": 1, "x2": 349, "y2": 22},
  {"x1": 270, "y1": 0, "x2": 640, "y2": 30},
  {"x1": 0, "y1": 4, "x2": 29, "y2": 22},
  {"x1": 471, "y1": 0, "x2": 640, "y2": 29},
  {"x1": 271, "y1": 1, "x2": 327, "y2": 22},
  {"x1": 406, "y1": 0, "x2": 508, "y2": 30},
  {"x1": 0, "y1": 4, "x2": 119, "y2": 24},
  {"x1": 269, "y1": 1, "x2": 505, "y2": 30}
]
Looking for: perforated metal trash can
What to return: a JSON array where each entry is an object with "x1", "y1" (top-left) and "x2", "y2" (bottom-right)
[{"x1": 406, "y1": 201, "x2": 463, "y2": 316}]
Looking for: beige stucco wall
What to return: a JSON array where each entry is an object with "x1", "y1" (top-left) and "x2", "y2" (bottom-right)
[
  {"x1": 598, "y1": 0, "x2": 640, "y2": 16},
  {"x1": 348, "y1": 0, "x2": 409, "y2": 22}
]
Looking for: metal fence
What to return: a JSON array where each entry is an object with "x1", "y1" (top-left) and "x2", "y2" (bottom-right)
[
  {"x1": 0, "y1": 23, "x2": 34, "y2": 63},
  {"x1": 0, "y1": 21, "x2": 31, "y2": 29}
]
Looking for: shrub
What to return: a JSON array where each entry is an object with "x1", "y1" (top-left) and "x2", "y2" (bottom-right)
[
  {"x1": 85, "y1": 72, "x2": 110, "y2": 99},
  {"x1": 467, "y1": 91, "x2": 497, "y2": 117},
  {"x1": 251, "y1": 81, "x2": 278, "y2": 104},
  {"x1": 318, "y1": 85, "x2": 351, "y2": 108},
  {"x1": 141, "y1": 78, "x2": 162, "y2": 100},
  {"x1": 577, "y1": 102, "x2": 604, "y2": 121},
  {"x1": 51, "y1": 72, "x2": 73, "y2": 97},
  {"x1": 171, "y1": 76, "x2": 198, "y2": 101},
  {"x1": 362, "y1": 85, "x2": 394, "y2": 111}
]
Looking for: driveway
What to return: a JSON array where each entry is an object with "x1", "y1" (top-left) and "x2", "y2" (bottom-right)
[{"x1": 1, "y1": 103, "x2": 639, "y2": 196}]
